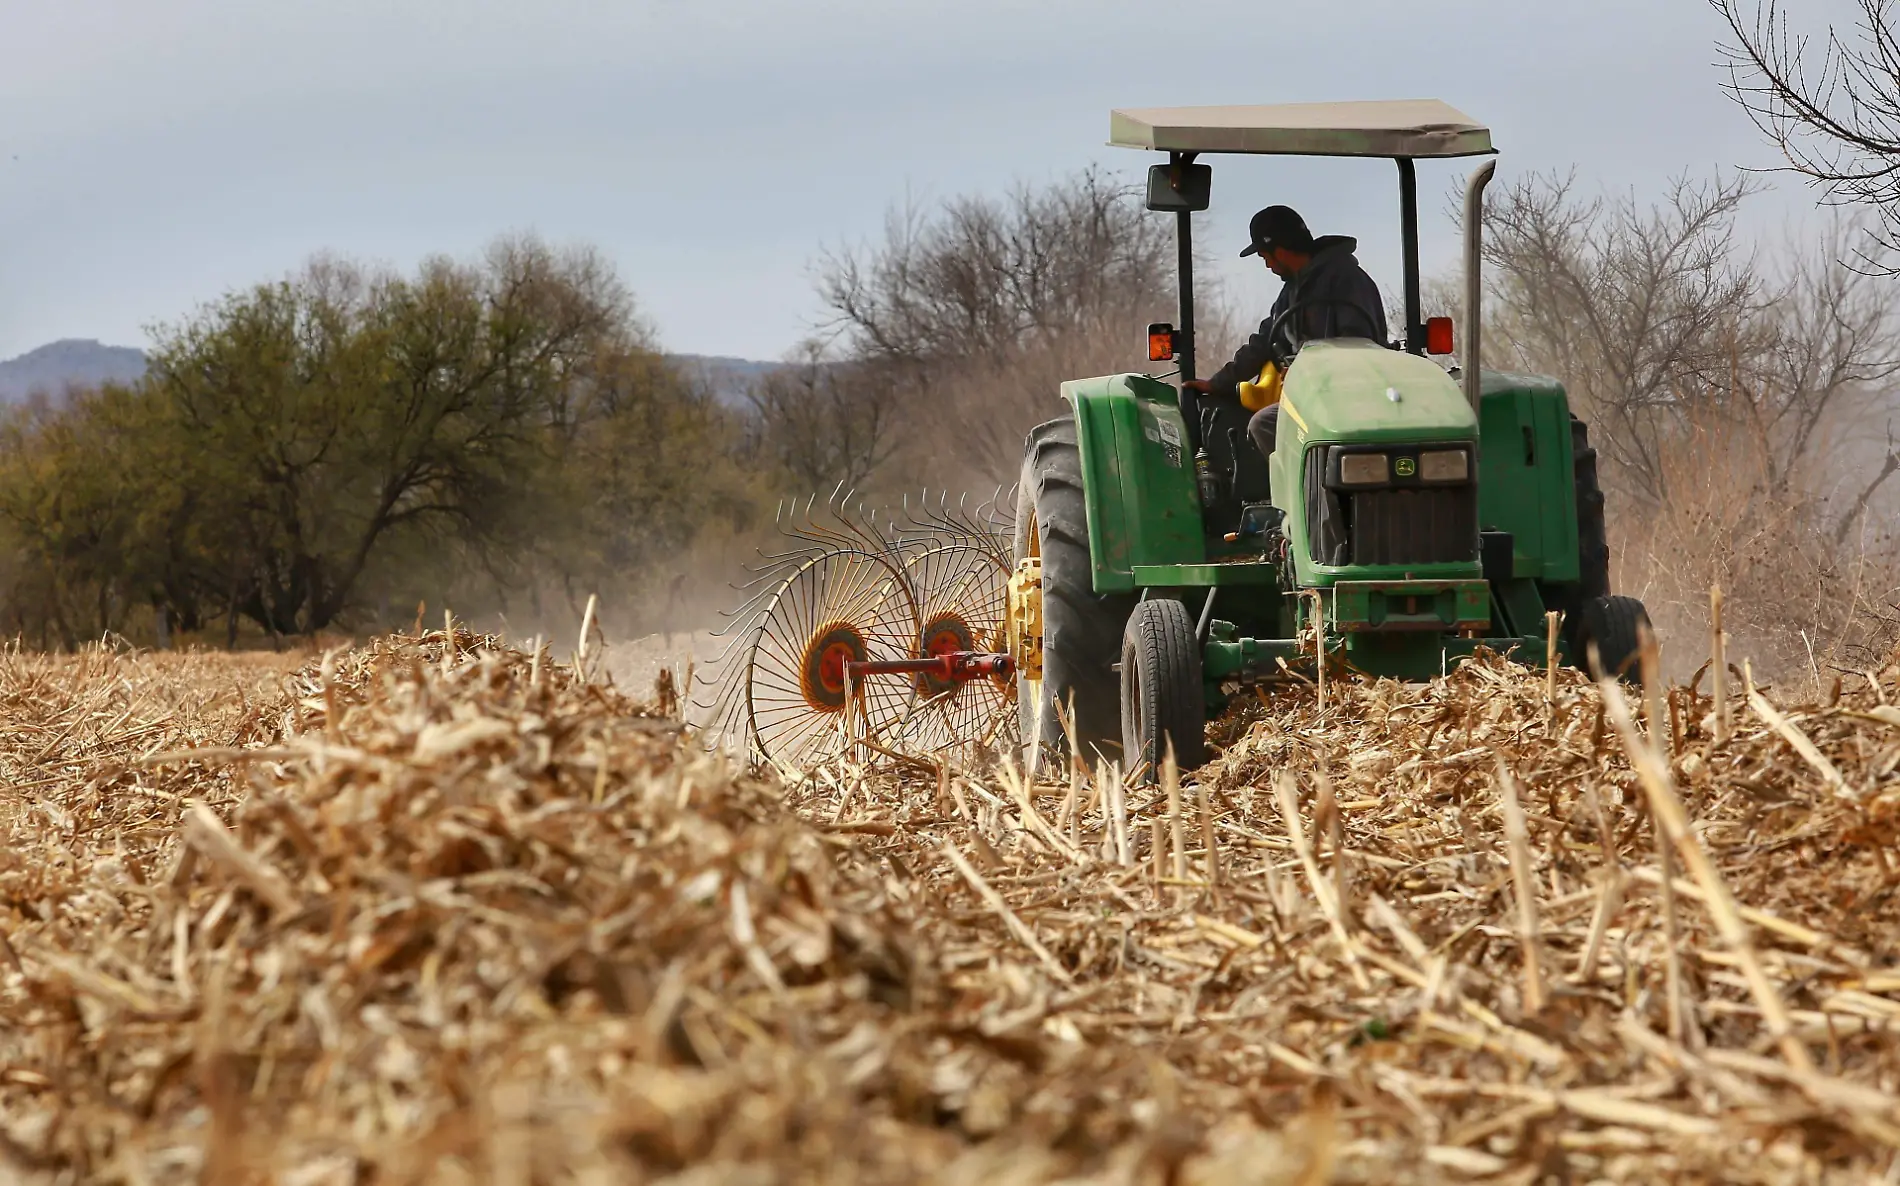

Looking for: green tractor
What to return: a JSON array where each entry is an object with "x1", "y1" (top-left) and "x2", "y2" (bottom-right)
[{"x1": 1008, "y1": 99, "x2": 1652, "y2": 772}]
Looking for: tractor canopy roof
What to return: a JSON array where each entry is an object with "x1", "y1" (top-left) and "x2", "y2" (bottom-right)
[{"x1": 1109, "y1": 99, "x2": 1491, "y2": 159}]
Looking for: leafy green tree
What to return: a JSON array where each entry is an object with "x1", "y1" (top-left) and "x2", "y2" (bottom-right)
[
  {"x1": 1, "y1": 233, "x2": 762, "y2": 645},
  {"x1": 140, "y1": 237, "x2": 637, "y2": 633},
  {"x1": 0, "y1": 384, "x2": 204, "y2": 644}
]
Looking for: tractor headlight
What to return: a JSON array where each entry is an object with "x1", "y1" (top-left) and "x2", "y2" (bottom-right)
[
  {"x1": 1418, "y1": 449, "x2": 1470, "y2": 482},
  {"x1": 1337, "y1": 452, "x2": 1389, "y2": 485}
]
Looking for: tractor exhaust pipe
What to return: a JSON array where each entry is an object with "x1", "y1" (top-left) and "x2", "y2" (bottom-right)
[{"x1": 1462, "y1": 159, "x2": 1497, "y2": 413}]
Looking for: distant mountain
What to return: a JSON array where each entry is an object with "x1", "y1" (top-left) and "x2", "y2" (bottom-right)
[
  {"x1": 0, "y1": 339, "x2": 149, "y2": 403},
  {"x1": 0, "y1": 340, "x2": 779, "y2": 409}
]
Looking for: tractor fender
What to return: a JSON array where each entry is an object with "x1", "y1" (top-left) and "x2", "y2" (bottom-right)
[{"x1": 1061, "y1": 373, "x2": 1206, "y2": 593}]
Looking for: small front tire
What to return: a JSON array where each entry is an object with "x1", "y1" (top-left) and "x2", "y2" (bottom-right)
[{"x1": 1120, "y1": 599, "x2": 1207, "y2": 779}]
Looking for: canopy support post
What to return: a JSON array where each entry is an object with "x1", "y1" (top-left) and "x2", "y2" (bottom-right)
[
  {"x1": 1172, "y1": 151, "x2": 1204, "y2": 460},
  {"x1": 1397, "y1": 157, "x2": 1423, "y2": 355},
  {"x1": 1462, "y1": 159, "x2": 1498, "y2": 412}
]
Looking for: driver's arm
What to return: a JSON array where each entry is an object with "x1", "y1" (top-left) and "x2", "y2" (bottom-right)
[{"x1": 1204, "y1": 293, "x2": 1288, "y2": 400}]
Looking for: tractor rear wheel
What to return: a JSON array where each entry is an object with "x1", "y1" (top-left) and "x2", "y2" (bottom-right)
[
  {"x1": 1016, "y1": 416, "x2": 1135, "y2": 767},
  {"x1": 1120, "y1": 598, "x2": 1207, "y2": 778},
  {"x1": 1571, "y1": 415, "x2": 1611, "y2": 601},
  {"x1": 1575, "y1": 594, "x2": 1651, "y2": 684},
  {"x1": 1544, "y1": 414, "x2": 1614, "y2": 660}
]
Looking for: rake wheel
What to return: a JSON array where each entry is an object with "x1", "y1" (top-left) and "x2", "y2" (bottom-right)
[
  {"x1": 695, "y1": 486, "x2": 1020, "y2": 769},
  {"x1": 890, "y1": 542, "x2": 1013, "y2": 759},
  {"x1": 744, "y1": 548, "x2": 917, "y2": 767}
]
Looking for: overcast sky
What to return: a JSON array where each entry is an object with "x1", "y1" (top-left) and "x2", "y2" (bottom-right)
[{"x1": 0, "y1": 0, "x2": 1827, "y2": 363}]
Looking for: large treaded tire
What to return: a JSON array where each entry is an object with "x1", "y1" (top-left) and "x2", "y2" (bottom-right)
[
  {"x1": 1575, "y1": 594, "x2": 1651, "y2": 684},
  {"x1": 1543, "y1": 413, "x2": 1614, "y2": 658},
  {"x1": 1120, "y1": 599, "x2": 1207, "y2": 778},
  {"x1": 1016, "y1": 416, "x2": 1135, "y2": 766}
]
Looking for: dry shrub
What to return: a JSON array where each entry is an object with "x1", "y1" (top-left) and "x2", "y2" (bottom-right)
[
  {"x1": 746, "y1": 320, "x2": 1185, "y2": 502},
  {"x1": 892, "y1": 293, "x2": 1247, "y2": 496},
  {"x1": 1612, "y1": 405, "x2": 1900, "y2": 687},
  {"x1": 892, "y1": 324, "x2": 1156, "y2": 493}
]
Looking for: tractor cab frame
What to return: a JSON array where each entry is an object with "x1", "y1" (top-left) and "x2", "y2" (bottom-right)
[{"x1": 1112, "y1": 99, "x2": 1498, "y2": 455}]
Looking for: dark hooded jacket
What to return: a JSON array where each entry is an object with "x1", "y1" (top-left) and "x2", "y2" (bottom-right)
[{"x1": 1208, "y1": 236, "x2": 1387, "y2": 399}]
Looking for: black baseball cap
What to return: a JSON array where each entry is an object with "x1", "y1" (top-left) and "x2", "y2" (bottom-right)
[{"x1": 1240, "y1": 205, "x2": 1315, "y2": 258}]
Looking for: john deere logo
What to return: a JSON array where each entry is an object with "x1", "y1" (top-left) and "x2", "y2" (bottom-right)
[{"x1": 1394, "y1": 457, "x2": 1417, "y2": 478}]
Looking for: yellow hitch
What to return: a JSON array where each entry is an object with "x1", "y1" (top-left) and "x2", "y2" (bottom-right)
[{"x1": 1005, "y1": 556, "x2": 1043, "y2": 682}]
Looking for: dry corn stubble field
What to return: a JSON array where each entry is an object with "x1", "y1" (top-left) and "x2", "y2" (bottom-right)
[{"x1": 5, "y1": 628, "x2": 1900, "y2": 1184}]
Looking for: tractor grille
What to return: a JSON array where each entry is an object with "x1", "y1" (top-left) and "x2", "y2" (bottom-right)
[
  {"x1": 1348, "y1": 486, "x2": 1477, "y2": 565},
  {"x1": 1305, "y1": 446, "x2": 1479, "y2": 567}
]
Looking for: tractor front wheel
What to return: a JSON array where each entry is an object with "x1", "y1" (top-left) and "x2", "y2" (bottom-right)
[
  {"x1": 1120, "y1": 599, "x2": 1207, "y2": 778},
  {"x1": 1575, "y1": 594, "x2": 1652, "y2": 684}
]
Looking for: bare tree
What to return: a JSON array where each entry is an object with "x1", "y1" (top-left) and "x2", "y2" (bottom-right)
[
  {"x1": 1716, "y1": 0, "x2": 1900, "y2": 269},
  {"x1": 1482, "y1": 169, "x2": 1900, "y2": 534},
  {"x1": 1726, "y1": 217, "x2": 1900, "y2": 496},
  {"x1": 745, "y1": 341, "x2": 903, "y2": 491},
  {"x1": 1482, "y1": 171, "x2": 1765, "y2": 501},
  {"x1": 817, "y1": 168, "x2": 1174, "y2": 374},
  {"x1": 1478, "y1": 166, "x2": 1900, "y2": 678},
  {"x1": 799, "y1": 168, "x2": 1176, "y2": 493}
]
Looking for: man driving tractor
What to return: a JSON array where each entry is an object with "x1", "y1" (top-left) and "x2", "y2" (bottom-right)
[{"x1": 1182, "y1": 205, "x2": 1386, "y2": 460}]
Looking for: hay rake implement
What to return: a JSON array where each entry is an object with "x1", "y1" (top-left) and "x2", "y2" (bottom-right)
[{"x1": 695, "y1": 487, "x2": 1018, "y2": 768}]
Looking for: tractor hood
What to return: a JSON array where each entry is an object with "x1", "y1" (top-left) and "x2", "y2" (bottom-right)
[{"x1": 1276, "y1": 340, "x2": 1475, "y2": 444}]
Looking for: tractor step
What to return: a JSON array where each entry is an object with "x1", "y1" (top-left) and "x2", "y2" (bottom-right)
[{"x1": 1129, "y1": 561, "x2": 1279, "y2": 587}]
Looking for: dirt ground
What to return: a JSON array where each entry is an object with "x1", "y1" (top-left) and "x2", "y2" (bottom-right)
[{"x1": 594, "y1": 629, "x2": 719, "y2": 697}]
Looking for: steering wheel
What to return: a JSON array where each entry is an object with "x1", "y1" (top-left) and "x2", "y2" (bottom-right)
[{"x1": 1263, "y1": 297, "x2": 1382, "y2": 370}]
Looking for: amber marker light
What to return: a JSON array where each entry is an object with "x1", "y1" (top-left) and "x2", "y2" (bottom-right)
[{"x1": 1147, "y1": 323, "x2": 1176, "y2": 362}]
